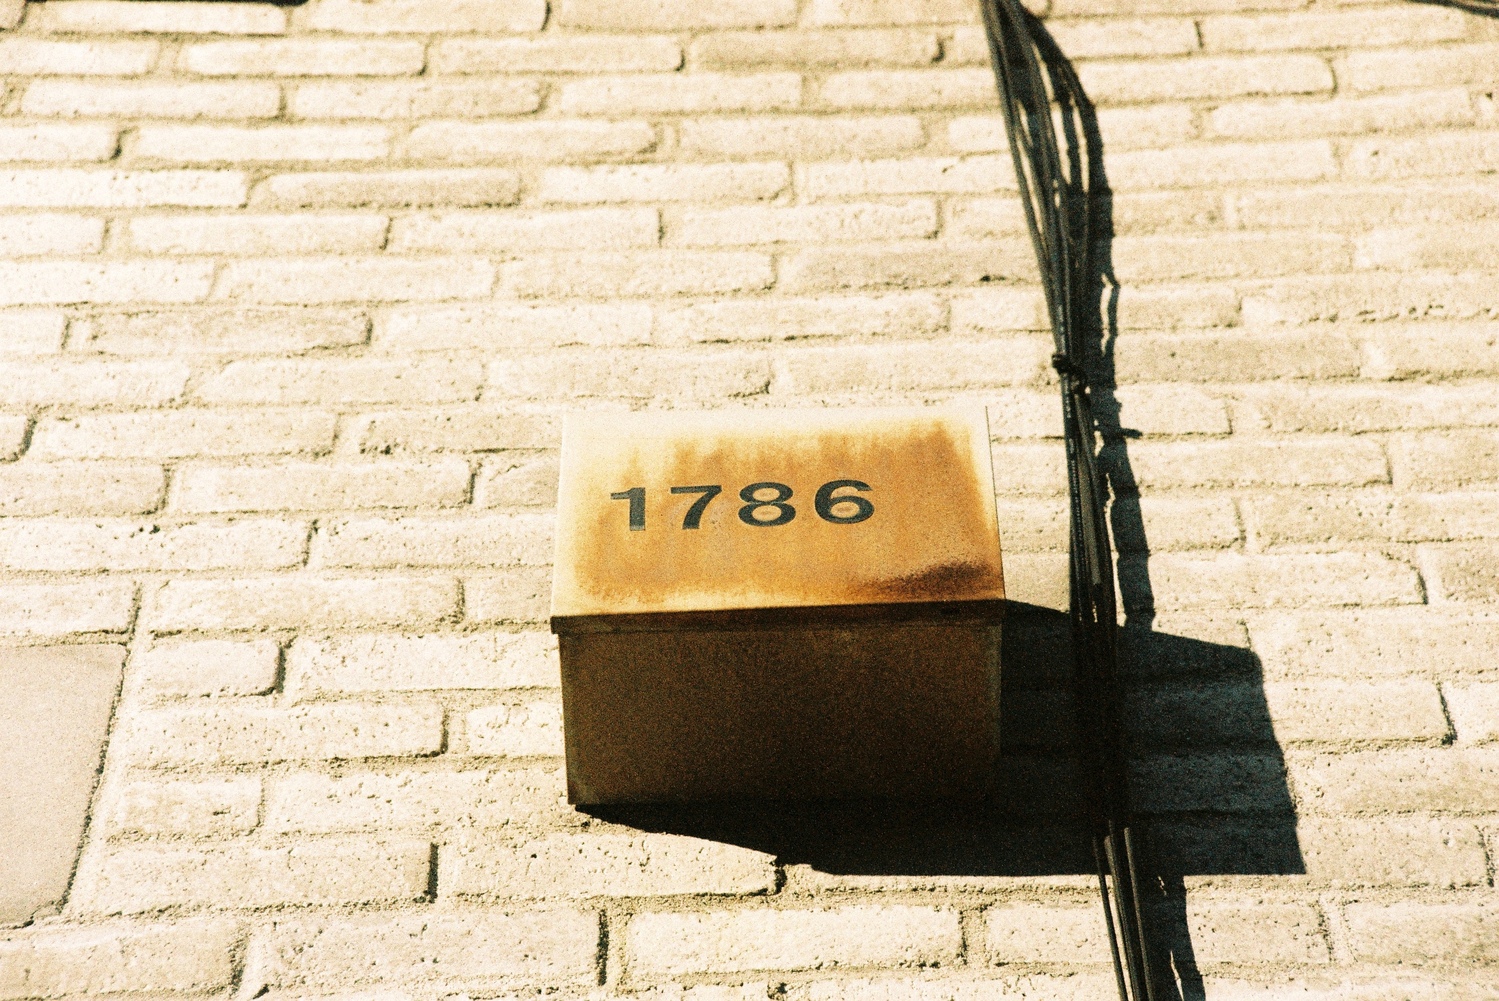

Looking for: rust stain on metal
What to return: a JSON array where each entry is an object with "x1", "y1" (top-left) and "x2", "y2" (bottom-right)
[{"x1": 552, "y1": 407, "x2": 1004, "y2": 623}]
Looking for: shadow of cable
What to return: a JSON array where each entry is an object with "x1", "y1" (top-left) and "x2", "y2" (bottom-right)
[
  {"x1": 1031, "y1": 12, "x2": 1303, "y2": 997},
  {"x1": 1411, "y1": 0, "x2": 1498, "y2": 14}
]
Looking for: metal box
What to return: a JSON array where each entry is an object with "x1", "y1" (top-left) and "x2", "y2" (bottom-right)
[{"x1": 550, "y1": 407, "x2": 1005, "y2": 804}]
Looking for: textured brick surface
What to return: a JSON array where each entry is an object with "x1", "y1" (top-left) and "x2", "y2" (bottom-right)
[{"x1": 1, "y1": 0, "x2": 1497, "y2": 991}]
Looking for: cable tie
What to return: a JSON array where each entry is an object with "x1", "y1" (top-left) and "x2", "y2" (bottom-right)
[{"x1": 1051, "y1": 352, "x2": 1088, "y2": 388}]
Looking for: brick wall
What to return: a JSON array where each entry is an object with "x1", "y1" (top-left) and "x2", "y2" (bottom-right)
[{"x1": 2, "y1": 0, "x2": 1498, "y2": 995}]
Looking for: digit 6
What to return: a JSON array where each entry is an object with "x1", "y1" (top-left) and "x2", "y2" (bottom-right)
[
  {"x1": 738, "y1": 482, "x2": 795, "y2": 527},
  {"x1": 815, "y1": 479, "x2": 873, "y2": 524}
]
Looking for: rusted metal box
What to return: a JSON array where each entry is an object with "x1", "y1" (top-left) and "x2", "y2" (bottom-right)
[{"x1": 550, "y1": 407, "x2": 1005, "y2": 804}]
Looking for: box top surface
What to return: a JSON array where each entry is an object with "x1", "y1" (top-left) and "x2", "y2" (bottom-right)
[{"x1": 550, "y1": 407, "x2": 1004, "y2": 630}]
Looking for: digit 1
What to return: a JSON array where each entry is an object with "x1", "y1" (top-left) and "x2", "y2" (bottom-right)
[{"x1": 610, "y1": 487, "x2": 645, "y2": 531}]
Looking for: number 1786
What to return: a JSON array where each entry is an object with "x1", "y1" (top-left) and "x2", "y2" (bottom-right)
[{"x1": 609, "y1": 480, "x2": 874, "y2": 531}]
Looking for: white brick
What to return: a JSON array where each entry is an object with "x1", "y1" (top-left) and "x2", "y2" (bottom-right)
[
  {"x1": 134, "y1": 639, "x2": 280, "y2": 697},
  {"x1": 1288, "y1": 747, "x2": 1499, "y2": 814},
  {"x1": 486, "y1": 348, "x2": 771, "y2": 401},
  {"x1": 1445, "y1": 682, "x2": 1499, "y2": 743},
  {"x1": 672, "y1": 200, "x2": 935, "y2": 246},
  {"x1": 0, "y1": 214, "x2": 104, "y2": 257},
  {"x1": 82, "y1": 308, "x2": 366, "y2": 356},
  {"x1": 22, "y1": 80, "x2": 281, "y2": 119},
  {"x1": 353, "y1": 408, "x2": 560, "y2": 454},
  {"x1": 819, "y1": 69, "x2": 996, "y2": 110},
  {"x1": 180, "y1": 39, "x2": 425, "y2": 76},
  {"x1": 0, "y1": 262, "x2": 214, "y2": 307},
  {"x1": 29, "y1": 0, "x2": 287, "y2": 34},
  {"x1": 0, "y1": 38, "x2": 159, "y2": 76},
  {"x1": 949, "y1": 287, "x2": 1048, "y2": 333},
  {"x1": 1348, "y1": 131, "x2": 1499, "y2": 180},
  {"x1": 247, "y1": 909, "x2": 598, "y2": 989},
  {"x1": 401, "y1": 120, "x2": 657, "y2": 163},
  {"x1": 135, "y1": 125, "x2": 390, "y2": 164},
  {"x1": 691, "y1": 29, "x2": 938, "y2": 69},
  {"x1": 655, "y1": 292, "x2": 943, "y2": 344},
  {"x1": 0, "y1": 124, "x2": 118, "y2": 163},
  {"x1": 0, "y1": 462, "x2": 165, "y2": 516},
  {"x1": 1344, "y1": 900, "x2": 1499, "y2": 964},
  {"x1": 146, "y1": 576, "x2": 459, "y2": 631},
  {"x1": 122, "y1": 703, "x2": 444, "y2": 765},
  {"x1": 465, "y1": 569, "x2": 552, "y2": 624},
  {"x1": 298, "y1": 0, "x2": 547, "y2": 34},
  {"x1": 446, "y1": 832, "x2": 776, "y2": 898},
  {"x1": 316, "y1": 512, "x2": 551, "y2": 568},
  {"x1": 799, "y1": 155, "x2": 1014, "y2": 198},
  {"x1": 1031, "y1": 18, "x2": 1201, "y2": 59},
  {"x1": 0, "y1": 169, "x2": 246, "y2": 208},
  {"x1": 432, "y1": 35, "x2": 682, "y2": 74},
  {"x1": 678, "y1": 115, "x2": 925, "y2": 160},
  {"x1": 539, "y1": 162, "x2": 788, "y2": 204},
  {"x1": 257, "y1": 168, "x2": 520, "y2": 208},
  {"x1": 0, "y1": 580, "x2": 136, "y2": 638},
  {"x1": 626, "y1": 906, "x2": 963, "y2": 976},
  {"x1": 504, "y1": 251, "x2": 773, "y2": 299},
  {"x1": 0, "y1": 416, "x2": 24, "y2": 460},
  {"x1": 1260, "y1": 680, "x2": 1447, "y2": 743},
  {"x1": 1200, "y1": 8, "x2": 1469, "y2": 52},
  {"x1": 950, "y1": 105, "x2": 1197, "y2": 153},
  {"x1": 474, "y1": 452, "x2": 557, "y2": 508},
  {"x1": 218, "y1": 256, "x2": 492, "y2": 305},
  {"x1": 125, "y1": 214, "x2": 387, "y2": 255},
  {"x1": 465, "y1": 699, "x2": 564, "y2": 756},
  {"x1": 1343, "y1": 43, "x2": 1499, "y2": 93},
  {"x1": 560, "y1": 73, "x2": 801, "y2": 115},
  {"x1": 288, "y1": 631, "x2": 557, "y2": 699},
  {"x1": 32, "y1": 409, "x2": 337, "y2": 460},
  {"x1": 378, "y1": 302, "x2": 652, "y2": 350},
  {"x1": 266, "y1": 766, "x2": 570, "y2": 832},
  {"x1": 198, "y1": 357, "x2": 482, "y2": 405},
  {"x1": 1207, "y1": 90, "x2": 1474, "y2": 141},
  {"x1": 1250, "y1": 608, "x2": 1499, "y2": 680},
  {"x1": 774, "y1": 339, "x2": 1044, "y2": 394},
  {"x1": 1180, "y1": 899, "x2": 1330, "y2": 965},
  {"x1": 0, "y1": 310, "x2": 62, "y2": 353},
  {"x1": 0, "y1": 518, "x2": 307, "y2": 571},
  {"x1": 808, "y1": 0, "x2": 973, "y2": 25},
  {"x1": 173, "y1": 459, "x2": 470, "y2": 512},
  {"x1": 1108, "y1": 140, "x2": 1336, "y2": 190},
  {"x1": 106, "y1": 777, "x2": 261, "y2": 836},
  {"x1": 984, "y1": 904, "x2": 1108, "y2": 964},
  {"x1": 1146, "y1": 553, "x2": 1421, "y2": 609},
  {"x1": 777, "y1": 242, "x2": 1036, "y2": 293},
  {"x1": 389, "y1": 207, "x2": 657, "y2": 253},
  {"x1": 0, "y1": 359, "x2": 187, "y2": 405},
  {"x1": 1295, "y1": 816, "x2": 1489, "y2": 888},
  {"x1": 1079, "y1": 54, "x2": 1333, "y2": 103},
  {"x1": 72, "y1": 838, "x2": 430, "y2": 913},
  {"x1": 556, "y1": 0, "x2": 797, "y2": 30},
  {"x1": 291, "y1": 79, "x2": 541, "y2": 119},
  {"x1": 0, "y1": 919, "x2": 238, "y2": 998}
]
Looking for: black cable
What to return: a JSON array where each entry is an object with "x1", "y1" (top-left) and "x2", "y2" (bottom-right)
[{"x1": 975, "y1": 3, "x2": 1157, "y2": 1000}]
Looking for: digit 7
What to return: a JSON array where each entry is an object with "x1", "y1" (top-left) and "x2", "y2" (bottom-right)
[{"x1": 670, "y1": 485, "x2": 722, "y2": 529}]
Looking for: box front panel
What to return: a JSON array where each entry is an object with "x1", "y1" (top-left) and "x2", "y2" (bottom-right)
[
  {"x1": 561, "y1": 622, "x2": 1001, "y2": 804},
  {"x1": 552, "y1": 408, "x2": 1004, "y2": 622}
]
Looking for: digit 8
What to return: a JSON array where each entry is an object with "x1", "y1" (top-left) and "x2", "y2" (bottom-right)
[{"x1": 738, "y1": 482, "x2": 795, "y2": 527}]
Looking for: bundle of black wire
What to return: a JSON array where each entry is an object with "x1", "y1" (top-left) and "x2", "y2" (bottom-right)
[{"x1": 975, "y1": 2, "x2": 1157, "y2": 1000}]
